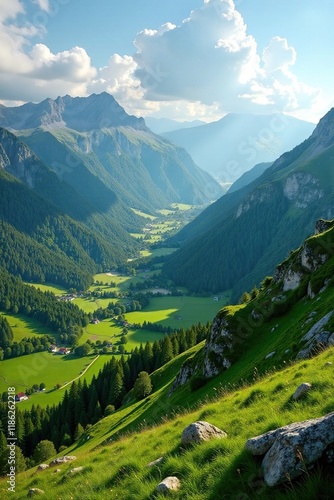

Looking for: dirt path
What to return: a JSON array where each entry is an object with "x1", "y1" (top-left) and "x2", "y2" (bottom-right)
[{"x1": 59, "y1": 355, "x2": 100, "y2": 390}]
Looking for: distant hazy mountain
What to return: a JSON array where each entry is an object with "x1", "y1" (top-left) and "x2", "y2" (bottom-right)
[
  {"x1": 163, "y1": 113, "x2": 315, "y2": 182},
  {"x1": 165, "y1": 108, "x2": 334, "y2": 300},
  {"x1": 227, "y1": 162, "x2": 272, "y2": 194},
  {"x1": 0, "y1": 93, "x2": 222, "y2": 212},
  {"x1": 145, "y1": 117, "x2": 205, "y2": 134}
]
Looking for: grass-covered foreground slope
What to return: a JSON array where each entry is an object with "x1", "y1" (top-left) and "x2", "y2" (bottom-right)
[
  {"x1": 3, "y1": 220, "x2": 334, "y2": 499},
  {"x1": 3, "y1": 347, "x2": 334, "y2": 499}
]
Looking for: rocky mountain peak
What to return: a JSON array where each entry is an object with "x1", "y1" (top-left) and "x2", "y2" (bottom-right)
[{"x1": 0, "y1": 93, "x2": 147, "y2": 132}]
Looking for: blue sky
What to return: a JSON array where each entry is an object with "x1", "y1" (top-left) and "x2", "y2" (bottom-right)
[{"x1": 1, "y1": 0, "x2": 333, "y2": 123}]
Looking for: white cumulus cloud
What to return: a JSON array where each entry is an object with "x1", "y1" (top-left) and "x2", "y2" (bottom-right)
[
  {"x1": 0, "y1": 1, "x2": 96, "y2": 102},
  {"x1": 133, "y1": 0, "x2": 319, "y2": 115},
  {"x1": 0, "y1": 0, "x2": 322, "y2": 121}
]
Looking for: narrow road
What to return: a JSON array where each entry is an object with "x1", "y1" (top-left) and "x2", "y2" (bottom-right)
[{"x1": 59, "y1": 355, "x2": 100, "y2": 389}]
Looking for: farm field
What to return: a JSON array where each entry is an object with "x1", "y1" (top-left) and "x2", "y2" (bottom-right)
[
  {"x1": 4, "y1": 353, "x2": 114, "y2": 410},
  {"x1": 125, "y1": 294, "x2": 230, "y2": 330},
  {"x1": 0, "y1": 312, "x2": 53, "y2": 341},
  {"x1": 0, "y1": 351, "x2": 93, "y2": 395},
  {"x1": 82, "y1": 318, "x2": 165, "y2": 351}
]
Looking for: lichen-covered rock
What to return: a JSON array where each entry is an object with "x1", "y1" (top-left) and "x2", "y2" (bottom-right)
[
  {"x1": 292, "y1": 382, "x2": 312, "y2": 400},
  {"x1": 246, "y1": 412, "x2": 334, "y2": 487},
  {"x1": 156, "y1": 476, "x2": 181, "y2": 493},
  {"x1": 181, "y1": 421, "x2": 227, "y2": 446}
]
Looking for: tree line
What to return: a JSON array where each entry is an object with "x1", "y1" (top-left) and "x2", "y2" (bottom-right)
[
  {"x1": 0, "y1": 268, "x2": 88, "y2": 349},
  {"x1": 0, "y1": 321, "x2": 210, "y2": 471}
]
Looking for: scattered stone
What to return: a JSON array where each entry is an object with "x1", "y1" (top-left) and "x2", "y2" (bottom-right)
[
  {"x1": 67, "y1": 466, "x2": 84, "y2": 476},
  {"x1": 147, "y1": 456, "x2": 164, "y2": 468},
  {"x1": 156, "y1": 476, "x2": 181, "y2": 493},
  {"x1": 181, "y1": 421, "x2": 227, "y2": 446},
  {"x1": 50, "y1": 455, "x2": 76, "y2": 466},
  {"x1": 325, "y1": 361, "x2": 333, "y2": 366},
  {"x1": 265, "y1": 351, "x2": 275, "y2": 359},
  {"x1": 37, "y1": 464, "x2": 49, "y2": 471},
  {"x1": 293, "y1": 382, "x2": 312, "y2": 400},
  {"x1": 54, "y1": 468, "x2": 61, "y2": 473},
  {"x1": 28, "y1": 489, "x2": 45, "y2": 497},
  {"x1": 246, "y1": 412, "x2": 334, "y2": 487}
]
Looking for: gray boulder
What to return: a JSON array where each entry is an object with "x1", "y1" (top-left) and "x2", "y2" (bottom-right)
[
  {"x1": 156, "y1": 476, "x2": 181, "y2": 493},
  {"x1": 292, "y1": 382, "x2": 312, "y2": 400},
  {"x1": 181, "y1": 421, "x2": 227, "y2": 445},
  {"x1": 245, "y1": 412, "x2": 334, "y2": 486}
]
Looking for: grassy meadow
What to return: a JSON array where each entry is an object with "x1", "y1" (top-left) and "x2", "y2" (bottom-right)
[
  {"x1": 4, "y1": 343, "x2": 334, "y2": 500},
  {"x1": 0, "y1": 312, "x2": 53, "y2": 342}
]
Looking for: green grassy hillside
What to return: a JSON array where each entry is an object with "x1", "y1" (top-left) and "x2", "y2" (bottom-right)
[
  {"x1": 2, "y1": 222, "x2": 334, "y2": 499},
  {"x1": 3, "y1": 346, "x2": 333, "y2": 499}
]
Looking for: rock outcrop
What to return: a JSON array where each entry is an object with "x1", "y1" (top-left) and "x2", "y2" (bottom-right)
[
  {"x1": 181, "y1": 421, "x2": 227, "y2": 446},
  {"x1": 296, "y1": 311, "x2": 334, "y2": 360},
  {"x1": 246, "y1": 412, "x2": 334, "y2": 487}
]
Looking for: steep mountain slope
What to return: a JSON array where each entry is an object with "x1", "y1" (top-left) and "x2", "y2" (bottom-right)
[
  {"x1": 164, "y1": 109, "x2": 334, "y2": 299},
  {"x1": 171, "y1": 218, "x2": 334, "y2": 388},
  {"x1": 163, "y1": 113, "x2": 315, "y2": 181},
  {"x1": 227, "y1": 161, "x2": 272, "y2": 193},
  {"x1": 0, "y1": 127, "x2": 140, "y2": 238},
  {"x1": 0, "y1": 130, "x2": 140, "y2": 287},
  {"x1": 0, "y1": 93, "x2": 222, "y2": 212}
]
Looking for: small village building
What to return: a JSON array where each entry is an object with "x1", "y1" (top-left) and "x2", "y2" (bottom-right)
[
  {"x1": 57, "y1": 347, "x2": 70, "y2": 355},
  {"x1": 15, "y1": 392, "x2": 28, "y2": 402}
]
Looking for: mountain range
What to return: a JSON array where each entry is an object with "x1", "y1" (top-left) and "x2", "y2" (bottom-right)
[
  {"x1": 0, "y1": 93, "x2": 222, "y2": 213},
  {"x1": 163, "y1": 113, "x2": 315, "y2": 183},
  {"x1": 164, "y1": 107, "x2": 334, "y2": 300},
  {"x1": 145, "y1": 117, "x2": 205, "y2": 134}
]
